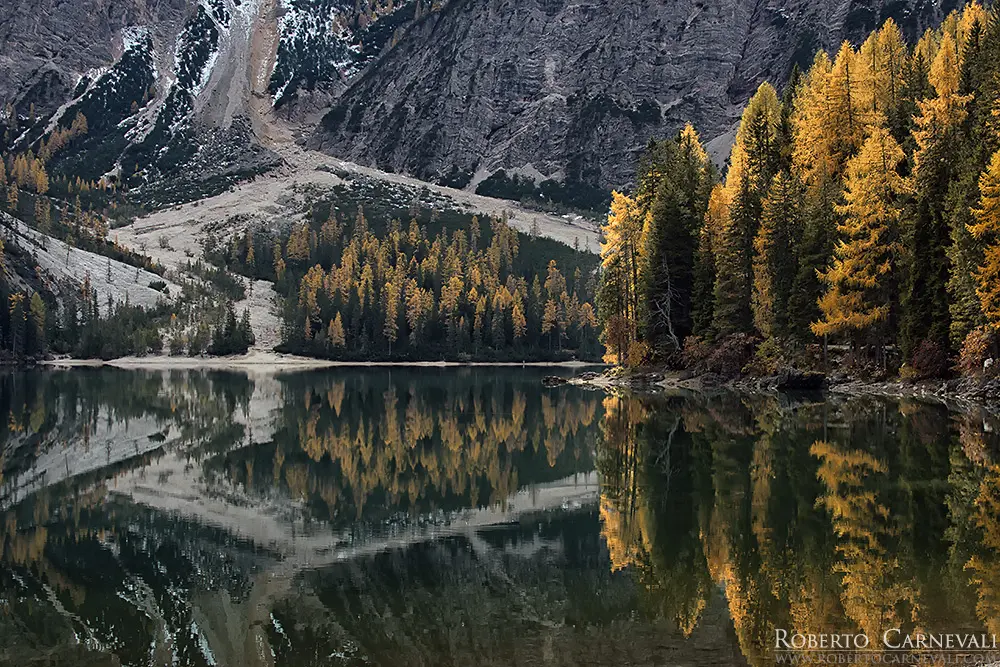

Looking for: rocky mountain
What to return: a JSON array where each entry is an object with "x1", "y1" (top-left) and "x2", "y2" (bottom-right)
[
  {"x1": 310, "y1": 0, "x2": 963, "y2": 197},
  {"x1": 0, "y1": 0, "x2": 420, "y2": 206},
  {"x1": 0, "y1": 0, "x2": 965, "y2": 209}
]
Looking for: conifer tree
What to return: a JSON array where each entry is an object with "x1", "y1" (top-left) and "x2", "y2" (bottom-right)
[
  {"x1": 328, "y1": 313, "x2": 346, "y2": 348},
  {"x1": 970, "y1": 150, "x2": 1000, "y2": 327},
  {"x1": 599, "y1": 191, "x2": 644, "y2": 362},
  {"x1": 945, "y1": 11, "x2": 1000, "y2": 346},
  {"x1": 640, "y1": 126, "x2": 712, "y2": 354},
  {"x1": 714, "y1": 82, "x2": 782, "y2": 337},
  {"x1": 787, "y1": 178, "x2": 836, "y2": 343},
  {"x1": 6, "y1": 183, "x2": 17, "y2": 212},
  {"x1": 902, "y1": 32, "x2": 971, "y2": 358},
  {"x1": 813, "y1": 127, "x2": 910, "y2": 362},
  {"x1": 691, "y1": 184, "x2": 726, "y2": 338},
  {"x1": 753, "y1": 171, "x2": 804, "y2": 342}
]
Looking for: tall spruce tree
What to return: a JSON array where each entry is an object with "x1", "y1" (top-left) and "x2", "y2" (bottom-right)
[
  {"x1": 640, "y1": 126, "x2": 713, "y2": 355},
  {"x1": 901, "y1": 32, "x2": 971, "y2": 358},
  {"x1": 753, "y1": 171, "x2": 804, "y2": 342},
  {"x1": 692, "y1": 184, "x2": 728, "y2": 338},
  {"x1": 947, "y1": 11, "x2": 1000, "y2": 346},
  {"x1": 713, "y1": 83, "x2": 782, "y2": 337}
]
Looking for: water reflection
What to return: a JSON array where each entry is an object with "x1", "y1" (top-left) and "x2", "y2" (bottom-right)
[
  {"x1": 598, "y1": 392, "x2": 1000, "y2": 665},
  {"x1": 2, "y1": 371, "x2": 1000, "y2": 666}
]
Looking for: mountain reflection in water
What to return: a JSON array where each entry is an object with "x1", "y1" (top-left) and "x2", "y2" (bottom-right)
[{"x1": 1, "y1": 369, "x2": 999, "y2": 666}]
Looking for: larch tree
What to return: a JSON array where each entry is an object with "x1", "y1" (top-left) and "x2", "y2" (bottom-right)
[
  {"x1": 812, "y1": 127, "x2": 910, "y2": 361},
  {"x1": 970, "y1": 150, "x2": 1000, "y2": 328},
  {"x1": 328, "y1": 313, "x2": 346, "y2": 348},
  {"x1": 599, "y1": 191, "x2": 645, "y2": 363}
]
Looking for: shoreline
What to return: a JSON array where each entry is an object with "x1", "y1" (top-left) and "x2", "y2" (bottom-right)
[
  {"x1": 562, "y1": 368, "x2": 1000, "y2": 413},
  {"x1": 39, "y1": 352, "x2": 606, "y2": 373}
]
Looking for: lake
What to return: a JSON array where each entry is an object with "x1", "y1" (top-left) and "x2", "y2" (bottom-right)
[{"x1": 1, "y1": 368, "x2": 999, "y2": 666}]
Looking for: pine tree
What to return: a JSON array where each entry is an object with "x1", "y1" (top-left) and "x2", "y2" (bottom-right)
[{"x1": 812, "y1": 127, "x2": 910, "y2": 361}]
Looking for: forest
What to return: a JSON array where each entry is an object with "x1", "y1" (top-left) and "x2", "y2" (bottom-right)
[
  {"x1": 212, "y1": 201, "x2": 603, "y2": 361},
  {"x1": 600, "y1": 3, "x2": 1000, "y2": 381}
]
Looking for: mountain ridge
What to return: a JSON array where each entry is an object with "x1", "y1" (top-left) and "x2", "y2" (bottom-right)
[
  {"x1": 310, "y1": 0, "x2": 964, "y2": 192},
  {"x1": 0, "y1": 0, "x2": 966, "y2": 207}
]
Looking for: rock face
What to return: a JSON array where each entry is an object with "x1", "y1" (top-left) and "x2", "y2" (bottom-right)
[
  {"x1": 0, "y1": 0, "x2": 962, "y2": 204},
  {"x1": 0, "y1": 0, "x2": 412, "y2": 206},
  {"x1": 309, "y1": 0, "x2": 960, "y2": 191},
  {"x1": 0, "y1": 0, "x2": 189, "y2": 118}
]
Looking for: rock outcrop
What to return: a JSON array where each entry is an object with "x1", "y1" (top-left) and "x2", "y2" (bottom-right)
[{"x1": 309, "y1": 0, "x2": 960, "y2": 191}]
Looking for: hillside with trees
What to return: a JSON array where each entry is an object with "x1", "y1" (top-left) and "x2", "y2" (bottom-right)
[
  {"x1": 211, "y1": 201, "x2": 602, "y2": 361},
  {"x1": 599, "y1": 3, "x2": 1000, "y2": 382}
]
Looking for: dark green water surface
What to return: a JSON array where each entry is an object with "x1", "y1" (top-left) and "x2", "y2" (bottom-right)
[{"x1": 1, "y1": 368, "x2": 998, "y2": 666}]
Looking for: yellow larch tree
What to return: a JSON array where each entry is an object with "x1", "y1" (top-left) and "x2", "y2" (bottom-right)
[
  {"x1": 970, "y1": 150, "x2": 1000, "y2": 327},
  {"x1": 812, "y1": 127, "x2": 910, "y2": 357},
  {"x1": 599, "y1": 191, "x2": 644, "y2": 363}
]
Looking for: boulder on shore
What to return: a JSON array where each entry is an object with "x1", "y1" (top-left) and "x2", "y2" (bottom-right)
[{"x1": 775, "y1": 370, "x2": 826, "y2": 391}]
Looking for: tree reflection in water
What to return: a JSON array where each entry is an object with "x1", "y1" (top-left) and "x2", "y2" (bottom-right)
[
  {"x1": 2, "y1": 370, "x2": 1000, "y2": 666},
  {"x1": 598, "y1": 390, "x2": 1000, "y2": 665}
]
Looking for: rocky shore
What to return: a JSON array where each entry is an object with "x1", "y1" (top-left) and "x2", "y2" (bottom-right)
[{"x1": 544, "y1": 368, "x2": 1000, "y2": 412}]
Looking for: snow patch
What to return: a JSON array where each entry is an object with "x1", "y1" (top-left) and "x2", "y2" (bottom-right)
[{"x1": 121, "y1": 25, "x2": 152, "y2": 54}]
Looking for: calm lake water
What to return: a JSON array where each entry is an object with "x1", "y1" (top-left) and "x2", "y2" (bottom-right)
[{"x1": 1, "y1": 368, "x2": 999, "y2": 666}]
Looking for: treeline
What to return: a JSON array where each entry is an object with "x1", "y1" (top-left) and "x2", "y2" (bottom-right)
[
  {"x1": 0, "y1": 240, "x2": 47, "y2": 361},
  {"x1": 214, "y1": 370, "x2": 600, "y2": 524},
  {"x1": 601, "y1": 4, "x2": 1000, "y2": 379},
  {"x1": 0, "y1": 243, "x2": 163, "y2": 362},
  {"x1": 0, "y1": 235, "x2": 254, "y2": 362},
  {"x1": 215, "y1": 207, "x2": 602, "y2": 361}
]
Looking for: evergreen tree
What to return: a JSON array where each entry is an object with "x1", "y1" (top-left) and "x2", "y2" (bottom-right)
[
  {"x1": 901, "y1": 32, "x2": 971, "y2": 358},
  {"x1": 946, "y1": 11, "x2": 1000, "y2": 346},
  {"x1": 753, "y1": 171, "x2": 804, "y2": 342},
  {"x1": 970, "y1": 150, "x2": 1000, "y2": 327},
  {"x1": 787, "y1": 178, "x2": 836, "y2": 343},
  {"x1": 714, "y1": 83, "x2": 782, "y2": 337},
  {"x1": 640, "y1": 126, "x2": 712, "y2": 354},
  {"x1": 691, "y1": 184, "x2": 726, "y2": 338}
]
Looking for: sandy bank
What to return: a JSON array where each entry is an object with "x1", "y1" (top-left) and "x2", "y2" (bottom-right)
[{"x1": 42, "y1": 352, "x2": 605, "y2": 373}]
